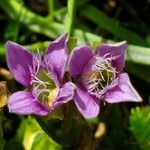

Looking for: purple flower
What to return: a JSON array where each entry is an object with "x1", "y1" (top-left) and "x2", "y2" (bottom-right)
[
  {"x1": 6, "y1": 34, "x2": 75, "y2": 116},
  {"x1": 69, "y1": 41, "x2": 142, "y2": 119}
]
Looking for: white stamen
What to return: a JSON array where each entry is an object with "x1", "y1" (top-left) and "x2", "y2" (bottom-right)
[
  {"x1": 34, "y1": 57, "x2": 41, "y2": 75},
  {"x1": 29, "y1": 54, "x2": 56, "y2": 106},
  {"x1": 84, "y1": 55, "x2": 117, "y2": 98}
]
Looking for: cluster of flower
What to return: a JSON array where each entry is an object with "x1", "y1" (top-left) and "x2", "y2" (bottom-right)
[{"x1": 6, "y1": 34, "x2": 142, "y2": 119}]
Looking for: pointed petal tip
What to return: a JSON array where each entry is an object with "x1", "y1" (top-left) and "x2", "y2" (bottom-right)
[
  {"x1": 5, "y1": 40, "x2": 11, "y2": 46},
  {"x1": 6, "y1": 40, "x2": 14, "y2": 45},
  {"x1": 107, "y1": 41, "x2": 127, "y2": 47},
  {"x1": 61, "y1": 32, "x2": 68, "y2": 38},
  {"x1": 132, "y1": 97, "x2": 143, "y2": 103},
  {"x1": 44, "y1": 33, "x2": 69, "y2": 83},
  {"x1": 138, "y1": 97, "x2": 143, "y2": 102},
  {"x1": 8, "y1": 105, "x2": 49, "y2": 116},
  {"x1": 84, "y1": 110, "x2": 100, "y2": 119},
  {"x1": 6, "y1": 41, "x2": 33, "y2": 87},
  {"x1": 5, "y1": 41, "x2": 16, "y2": 51},
  {"x1": 96, "y1": 41, "x2": 128, "y2": 69},
  {"x1": 6, "y1": 41, "x2": 19, "y2": 49},
  {"x1": 105, "y1": 73, "x2": 143, "y2": 103}
]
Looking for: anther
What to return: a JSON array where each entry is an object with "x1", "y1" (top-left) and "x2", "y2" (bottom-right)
[{"x1": 84, "y1": 55, "x2": 116, "y2": 97}]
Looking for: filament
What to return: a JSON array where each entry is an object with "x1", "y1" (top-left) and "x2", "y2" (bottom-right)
[{"x1": 84, "y1": 55, "x2": 117, "y2": 98}]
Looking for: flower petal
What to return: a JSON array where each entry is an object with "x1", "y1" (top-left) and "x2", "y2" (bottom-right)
[
  {"x1": 6, "y1": 41, "x2": 33, "y2": 87},
  {"x1": 74, "y1": 87, "x2": 100, "y2": 119},
  {"x1": 8, "y1": 91, "x2": 49, "y2": 116},
  {"x1": 96, "y1": 41, "x2": 127, "y2": 69},
  {"x1": 104, "y1": 73, "x2": 142, "y2": 103},
  {"x1": 69, "y1": 45, "x2": 93, "y2": 77},
  {"x1": 44, "y1": 34, "x2": 68, "y2": 84},
  {"x1": 52, "y1": 82, "x2": 75, "y2": 109}
]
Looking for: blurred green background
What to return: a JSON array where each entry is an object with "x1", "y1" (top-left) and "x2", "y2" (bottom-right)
[{"x1": 0, "y1": 0, "x2": 150, "y2": 150}]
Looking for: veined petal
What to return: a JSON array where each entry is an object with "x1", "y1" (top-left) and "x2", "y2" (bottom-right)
[
  {"x1": 44, "y1": 34, "x2": 68, "y2": 84},
  {"x1": 69, "y1": 45, "x2": 93, "y2": 77},
  {"x1": 74, "y1": 87, "x2": 99, "y2": 119},
  {"x1": 96, "y1": 41, "x2": 127, "y2": 69},
  {"x1": 6, "y1": 41, "x2": 33, "y2": 87},
  {"x1": 52, "y1": 82, "x2": 75, "y2": 109},
  {"x1": 104, "y1": 73, "x2": 142, "y2": 103},
  {"x1": 8, "y1": 91, "x2": 49, "y2": 116}
]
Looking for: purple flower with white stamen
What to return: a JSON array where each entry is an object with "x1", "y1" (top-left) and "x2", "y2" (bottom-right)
[
  {"x1": 6, "y1": 34, "x2": 75, "y2": 116},
  {"x1": 69, "y1": 41, "x2": 142, "y2": 119}
]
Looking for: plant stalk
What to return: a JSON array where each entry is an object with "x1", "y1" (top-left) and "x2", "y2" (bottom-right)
[
  {"x1": 67, "y1": 0, "x2": 76, "y2": 37},
  {"x1": 48, "y1": 0, "x2": 54, "y2": 22}
]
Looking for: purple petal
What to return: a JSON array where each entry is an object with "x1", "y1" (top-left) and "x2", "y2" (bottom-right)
[
  {"x1": 43, "y1": 34, "x2": 68, "y2": 84},
  {"x1": 8, "y1": 91, "x2": 49, "y2": 116},
  {"x1": 104, "y1": 73, "x2": 142, "y2": 103},
  {"x1": 74, "y1": 87, "x2": 100, "y2": 119},
  {"x1": 69, "y1": 45, "x2": 93, "y2": 77},
  {"x1": 6, "y1": 41, "x2": 33, "y2": 87},
  {"x1": 52, "y1": 82, "x2": 75, "y2": 109},
  {"x1": 96, "y1": 41, "x2": 127, "y2": 69}
]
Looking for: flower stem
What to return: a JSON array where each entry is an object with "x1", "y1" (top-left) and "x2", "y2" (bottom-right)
[
  {"x1": 48, "y1": 0, "x2": 54, "y2": 22},
  {"x1": 67, "y1": 0, "x2": 76, "y2": 37}
]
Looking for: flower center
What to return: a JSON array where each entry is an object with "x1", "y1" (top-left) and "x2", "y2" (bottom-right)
[
  {"x1": 82, "y1": 56, "x2": 116, "y2": 97},
  {"x1": 32, "y1": 69, "x2": 58, "y2": 106}
]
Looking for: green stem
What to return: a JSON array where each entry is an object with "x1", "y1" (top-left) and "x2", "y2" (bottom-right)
[
  {"x1": 0, "y1": 0, "x2": 102, "y2": 44},
  {"x1": 48, "y1": 0, "x2": 54, "y2": 22},
  {"x1": 67, "y1": 0, "x2": 76, "y2": 37}
]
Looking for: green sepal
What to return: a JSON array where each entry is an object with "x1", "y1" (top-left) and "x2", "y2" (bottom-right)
[
  {"x1": 92, "y1": 41, "x2": 101, "y2": 52},
  {"x1": 67, "y1": 37, "x2": 77, "y2": 52}
]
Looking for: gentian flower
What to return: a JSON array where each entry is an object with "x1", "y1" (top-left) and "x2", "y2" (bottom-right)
[
  {"x1": 69, "y1": 41, "x2": 142, "y2": 119},
  {"x1": 6, "y1": 34, "x2": 75, "y2": 116}
]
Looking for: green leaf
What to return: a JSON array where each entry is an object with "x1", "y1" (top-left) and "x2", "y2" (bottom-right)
[
  {"x1": 130, "y1": 106, "x2": 150, "y2": 150},
  {"x1": 5, "y1": 117, "x2": 62, "y2": 150},
  {"x1": 127, "y1": 45, "x2": 150, "y2": 65},
  {"x1": 0, "y1": 0, "x2": 103, "y2": 45},
  {"x1": 1, "y1": 0, "x2": 150, "y2": 65},
  {"x1": 125, "y1": 62, "x2": 150, "y2": 83},
  {"x1": 80, "y1": 5, "x2": 148, "y2": 46},
  {"x1": 23, "y1": 117, "x2": 62, "y2": 150},
  {"x1": 0, "y1": 43, "x2": 5, "y2": 56},
  {"x1": 4, "y1": 21, "x2": 19, "y2": 41},
  {"x1": 36, "y1": 117, "x2": 63, "y2": 145},
  {"x1": 31, "y1": 131, "x2": 61, "y2": 150}
]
